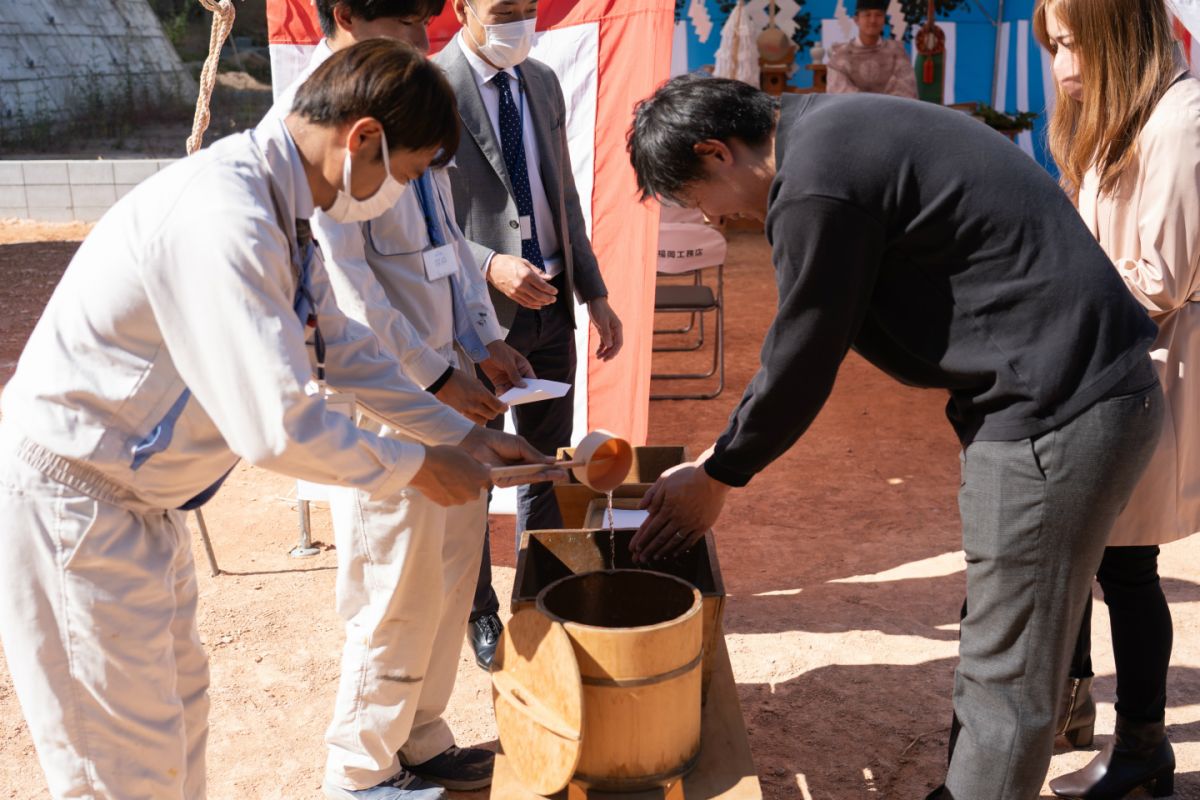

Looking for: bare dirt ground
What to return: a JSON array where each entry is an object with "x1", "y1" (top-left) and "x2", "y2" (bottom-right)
[{"x1": 1, "y1": 223, "x2": 1199, "y2": 799}]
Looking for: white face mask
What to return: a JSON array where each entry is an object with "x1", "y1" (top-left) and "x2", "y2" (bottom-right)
[
  {"x1": 325, "y1": 128, "x2": 408, "y2": 224},
  {"x1": 465, "y1": 1, "x2": 536, "y2": 69}
]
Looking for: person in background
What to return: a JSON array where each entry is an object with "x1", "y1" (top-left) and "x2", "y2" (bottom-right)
[
  {"x1": 826, "y1": 0, "x2": 918, "y2": 98},
  {"x1": 432, "y1": 0, "x2": 623, "y2": 671},
  {"x1": 625, "y1": 75, "x2": 1162, "y2": 800},
  {"x1": 268, "y1": 2, "x2": 535, "y2": 797},
  {"x1": 1035, "y1": 0, "x2": 1200, "y2": 796},
  {"x1": 0, "y1": 40, "x2": 551, "y2": 800}
]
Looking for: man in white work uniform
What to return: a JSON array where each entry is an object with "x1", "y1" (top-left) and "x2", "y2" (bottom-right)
[
  {"x1": 268, "y1": 3, "x2": 531, "y2": 798},
  {"x1": 0, "y1": 40, "x2": 552, "y2": 800}
]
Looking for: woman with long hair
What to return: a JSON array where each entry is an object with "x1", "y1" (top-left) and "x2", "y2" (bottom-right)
[{"x1": 1035, "y1": 0, "x2": 1200, "y2": 797}]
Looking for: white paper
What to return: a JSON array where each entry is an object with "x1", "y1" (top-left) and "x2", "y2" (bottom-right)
[
  {"x1": 607, "y1": 508, "x2": 650, "y2": 529},
  {"x1": 498, "y1": 378, "x2": 571, "y2": 406}
]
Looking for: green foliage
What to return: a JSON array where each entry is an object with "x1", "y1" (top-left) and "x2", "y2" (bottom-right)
[
  {"x1": 897, "y1": 0, "x2": 968, "y2": 41},
  {"x1": 972, "y1": 104, "x2": 1039, "y2": 131},
  {"x1": 164, "y1": 9, "x2": 190, "y2": 47},
  {"x1": 791, "y1": 9, "x2": 816, "y2": 50},
  {"x1": 0, "y1": 67, "x2": 192, "y2": 154},
  {"x1": 148, "y1": 0, "x2": 190, "y2": 18}
]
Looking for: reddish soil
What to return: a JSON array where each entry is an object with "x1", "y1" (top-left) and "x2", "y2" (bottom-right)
[{"x1": 2, "y1": 223, "x2": 1199, "y2": 799}]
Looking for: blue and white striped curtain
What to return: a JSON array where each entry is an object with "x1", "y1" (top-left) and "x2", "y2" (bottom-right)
[
  {"x1": 991, "y1": 3, "x2": 1056, "y2": 166},
  {"x1": 676, "y1": 0, "x2": 1060, "y2": 169}
]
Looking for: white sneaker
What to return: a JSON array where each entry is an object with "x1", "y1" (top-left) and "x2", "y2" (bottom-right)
[{"x1": 323, "y1": 769, "x2": 448, "y2": 800}]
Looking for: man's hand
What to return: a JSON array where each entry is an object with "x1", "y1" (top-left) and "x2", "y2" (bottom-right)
[
  {"x1": 631, "y1": 460, "x2": 731, "y2": 562},
  {"x1": 409, "y1": 445, "x2": 491, "y2": 506},
  {"x1": 588, "y1": 297, "x2": 623, "y2": 361},
  {"x1": 459, "y1": 427, "x2": 567, "y2": 487},
  {"x1": 481, "y1": 340, "x2": 535, "y2": 394},
  {"x1": 488, "y1": 254, "x2": 557, "y2": 309},
  {"x1": 433, "y1": 368, "x2": 507, "y2": 425}
]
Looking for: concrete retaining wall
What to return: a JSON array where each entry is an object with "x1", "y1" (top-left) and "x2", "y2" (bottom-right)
[
  {"x1": 0, "y1": 0, "x2": 195, "y2": 134},
  {"x1": 0, "y1": 158, "x2": 177, "y2": 222}
]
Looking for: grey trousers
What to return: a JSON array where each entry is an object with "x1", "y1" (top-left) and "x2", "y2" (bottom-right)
[{"x1": 945, "y1": 378, "x2": 1163, "y2": 800}]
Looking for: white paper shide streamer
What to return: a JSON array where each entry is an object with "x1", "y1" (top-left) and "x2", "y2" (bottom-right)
[
  {"x1": 886, "y1": 0, "x2": 907, "y2": 42},
  {"x1": 714, "y1": 0, "x2": 762, "y2": 85},
  {"x1": 689, "y1": 0, "x2": 715, "y2": 43}
]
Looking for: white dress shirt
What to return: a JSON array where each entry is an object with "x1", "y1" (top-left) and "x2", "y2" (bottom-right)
[
  {"x1": 269, "y1": 42, "x2": 506, "y2": 388},
  {"x1": 456, "y1": 32, "x2": 563, "y2": 277},
  {"x1": 0, "y1": 116, "x2": 473, "y2": 509}
]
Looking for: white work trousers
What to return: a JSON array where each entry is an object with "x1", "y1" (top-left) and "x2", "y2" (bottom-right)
[
  {"x1": 0, "y1": 434, "x2": 209, "y2": 800},
  {"x1": 324, "y1": 424, "x2": 486, "y2": 790}
]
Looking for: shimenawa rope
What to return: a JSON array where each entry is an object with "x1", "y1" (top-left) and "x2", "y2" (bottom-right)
[{"x1": 186, "y1": 0, "x2": 237, "y2": 155}]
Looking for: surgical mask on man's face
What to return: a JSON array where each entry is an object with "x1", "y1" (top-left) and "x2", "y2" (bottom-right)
[
  {"x1": 464, "y1": 0, "x2": 536, "y2": 69},
  {"x1": 325, "y1": 128, "x2": 408, "y2": 224}
]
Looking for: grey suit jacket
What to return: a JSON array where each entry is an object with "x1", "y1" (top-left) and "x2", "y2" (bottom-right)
[{"x1": 432, "y1": 38, "x2": 608, "y2": 329}]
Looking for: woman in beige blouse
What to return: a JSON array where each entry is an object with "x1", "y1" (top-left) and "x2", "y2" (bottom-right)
[{"x1": 1035, "y1": 0, "x2": 1200, "y2": 797}]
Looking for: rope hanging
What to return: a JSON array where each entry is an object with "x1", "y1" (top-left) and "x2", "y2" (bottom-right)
[{"x1": 186, "y1": 0, "x2": 237, "y2": 155}]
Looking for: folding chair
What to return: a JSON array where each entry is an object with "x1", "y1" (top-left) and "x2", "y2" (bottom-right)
[{"x1": 651, "y1": 211, "x2": 727, "y2": 401}]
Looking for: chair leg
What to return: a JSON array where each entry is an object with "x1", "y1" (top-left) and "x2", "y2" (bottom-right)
[
  {"x1": 652, "y1": 304, "x2": 724, "y2": 398},
  {"x1": 653, "y1": 311, "x2": 707, "y2": 352},
  {"x1": 651, "y1": 264, "x2": 725, "y2": 400},
  {"x1": 654, "y1": 309, "x2": 698, "y2": 336}
]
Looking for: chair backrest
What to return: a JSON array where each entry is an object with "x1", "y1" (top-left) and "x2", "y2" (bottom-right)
[{"x1": 657, "y1": 219, "x2": 727, "y2": 274}]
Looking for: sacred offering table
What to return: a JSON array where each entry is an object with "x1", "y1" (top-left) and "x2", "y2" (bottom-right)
[{"x1": 493, "y1": 528, "x2": 760, "y2": 800}]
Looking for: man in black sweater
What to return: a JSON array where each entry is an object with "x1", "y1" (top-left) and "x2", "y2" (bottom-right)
[{"x1": 627, "y1": 76, "x2": 1163, "y2": 799}]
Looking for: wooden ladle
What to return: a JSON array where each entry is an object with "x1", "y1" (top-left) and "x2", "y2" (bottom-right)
[{"x1": 491, "y1": 430, "x2": 633, "y2": 492}]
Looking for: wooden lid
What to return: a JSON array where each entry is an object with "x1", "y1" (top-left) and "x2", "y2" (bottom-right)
[{"x1": 492, "y1": 609, "x2": 583, "y2": 795}]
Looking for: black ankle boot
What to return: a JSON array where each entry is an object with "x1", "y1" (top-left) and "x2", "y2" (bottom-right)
[
  {"x1": 1049, "y1": 716, "x2": 1175, "y2": 799},
  {"x1": 1058, "y1": 676, "x2": 1097, "y2": 748}
]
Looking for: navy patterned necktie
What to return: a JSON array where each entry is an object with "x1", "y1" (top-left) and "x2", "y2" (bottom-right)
[{"x1": 491, "y1": 71, "x2": 545, "y2": 272}]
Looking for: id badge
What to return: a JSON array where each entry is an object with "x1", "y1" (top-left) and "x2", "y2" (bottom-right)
[
  {"x1": 519, "y1": 215, "x2": 533, "y2": 240},
  {"x1": 422, "y1": 243, "x2": 457, "y2": 281}
]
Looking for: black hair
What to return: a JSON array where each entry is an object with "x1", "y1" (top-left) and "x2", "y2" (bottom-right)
[
  {"x1": 292, "y1": 39, "x2": 459, "y2": 167},
  {"x1": 627, "y1": 74, "x2": 778, "y2": 205},
  {"x1": 315, "y1": 0, "x2": 447, "y2": 37}
]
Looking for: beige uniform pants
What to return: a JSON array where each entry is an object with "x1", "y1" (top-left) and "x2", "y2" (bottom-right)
[
  {"x1": 0, "y1": 432, "x2": 209, "y2": 799},
  {"x1": 324, "y1": 420, "x2": 486, "y2": 790}
]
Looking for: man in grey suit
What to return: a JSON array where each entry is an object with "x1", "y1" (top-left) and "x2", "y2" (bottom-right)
[{"x1": 432, "y1": 0, "x2": 623, "y2": 669}]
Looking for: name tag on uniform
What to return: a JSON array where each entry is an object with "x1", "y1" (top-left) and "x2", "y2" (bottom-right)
[
  {"x1": 519, "y1": 215, "x2": 533, "y2": 240},
  {"x1": 422, "y1": 243, "x2": 457, "y2": 281}
]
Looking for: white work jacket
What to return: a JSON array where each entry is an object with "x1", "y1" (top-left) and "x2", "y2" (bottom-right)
[
  {"x1": 270, "y1": 42, "x2": 505, "y2": 388},
  {"x1": 0, "y1": 116, "x2": 473, "y2": 510}
]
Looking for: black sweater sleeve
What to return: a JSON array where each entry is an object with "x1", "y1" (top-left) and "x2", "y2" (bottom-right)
[{"x1": 703, "y1": 195, "x2": 884, "y2": 487}]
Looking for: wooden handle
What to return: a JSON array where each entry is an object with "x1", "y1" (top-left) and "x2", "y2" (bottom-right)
[{"x1": 491, "y1": 459, "x2": 585, "y2": 480}]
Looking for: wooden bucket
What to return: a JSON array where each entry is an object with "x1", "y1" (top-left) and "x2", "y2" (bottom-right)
[
  {"x1": 537, "y1": 570, "x2": 703, "y2": 791},
  {"x1": 512, "y1": 529, "x2": 726, "y2": 705}
]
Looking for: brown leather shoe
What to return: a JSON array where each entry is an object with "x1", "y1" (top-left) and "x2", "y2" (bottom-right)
[
  {"x1": 1049, "y1": 716, "x2": 1174, "y2": 799},
  {"x1": 1057, "y1": 676, "x2": 1097, "y2": 748}
]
